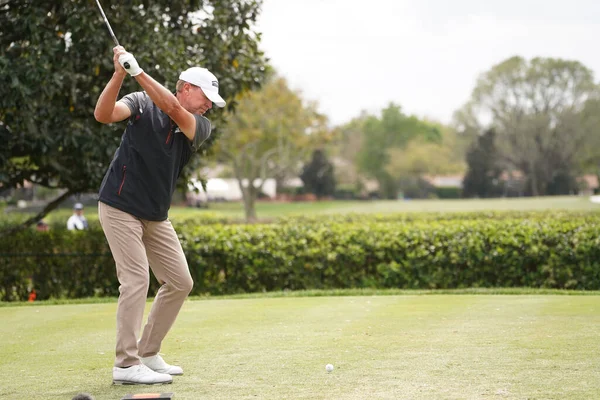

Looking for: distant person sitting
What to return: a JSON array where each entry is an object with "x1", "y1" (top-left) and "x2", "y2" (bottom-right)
[
  {"x1": 36, "y1": 220, "x2": 49, "y2": 232},
  {"x1": 67, "y1": 203, "x2": 89, "y2": 230}
]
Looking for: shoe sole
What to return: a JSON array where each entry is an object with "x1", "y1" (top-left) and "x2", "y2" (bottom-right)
[
  {"x1": 144, "y1": 368, "x2": 184, "y2": 376},
  {"x1": 113, "y1": 380, "x2": 173, "y2": 385}
]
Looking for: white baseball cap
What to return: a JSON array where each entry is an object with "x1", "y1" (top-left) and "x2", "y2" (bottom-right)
[{"x1": 179, "y1": 67, "x2": 226, "y2": 108}]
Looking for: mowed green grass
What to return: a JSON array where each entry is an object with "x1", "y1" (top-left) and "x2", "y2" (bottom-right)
[
  {"x1": 1, "y1": 293, "x2": 600, "y2": 399},
  {"x1": 195, "y1": 195, "x2": 600, "y2": 217},
  {"x1": 40, "y1": 195, "x2": 600, "y2": 224}
]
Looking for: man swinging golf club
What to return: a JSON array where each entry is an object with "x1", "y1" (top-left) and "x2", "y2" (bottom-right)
[{"x1": 94, "y1": 46, "x2": 225, "y2": 385}]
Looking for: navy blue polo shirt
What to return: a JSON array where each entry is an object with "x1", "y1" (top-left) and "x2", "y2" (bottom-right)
[{"x1": 98, "y1": 91, "x2": 211, "y2": 221}]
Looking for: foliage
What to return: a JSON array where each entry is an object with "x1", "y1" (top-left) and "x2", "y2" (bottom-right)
[
  {"x1": 330, "y1": 118, "x2": 465, "y2": 199},
  {"x1": 300, "y1": 149, "x2": 336, "y2": 199},
  {"x1": 394, "y1": 176, "x2": 435, "y2": 199},
  {"x1": 455, "y1": 56, "x2": 600, "y2": 196},
  {"x1": 216, "y1": 73, "x2": 330, "y2": 220},
  {"x1": 384, "y1": 122, "x2": 467, "y2": 199},
  {"x1": 0, "y1": 0, "x2": 267, "y2": 230},
  {"x1": 4, "y1": 211, "x2": 600, "y2": 300},
  {"x1": 386, "y1": 122, "x2": 466, "y2": 177},
  {"x1": 273, "y1": 210, "x2": 600, "y2": 224},
  {"x1": 0, "y1": 228, "x2": 117, "y2": 301},
  {"x1": 356, "y1": 103, "x2": 441, "y2": 199},
  {"x1": 329, "y1": 115, "x2": 365, "y2": 187},
  {"x1": 434, "y1": 186, "x2": 462, "y2": 199},
  {"x1": 462, "y1": 129, "x2": 505, "y2": 198},
  {"x1": 332, "y1": 183, "x2": 362, "y2": 200}
]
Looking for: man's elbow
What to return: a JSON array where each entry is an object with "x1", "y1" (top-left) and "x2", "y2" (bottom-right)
[{"x1": 94, "y1": 110, "x2": 111, "y2": 124}]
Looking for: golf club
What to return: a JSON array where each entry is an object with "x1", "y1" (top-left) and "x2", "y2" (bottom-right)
[{"x1": 94, "y1": 0, "x2": 130, "y2": 69}]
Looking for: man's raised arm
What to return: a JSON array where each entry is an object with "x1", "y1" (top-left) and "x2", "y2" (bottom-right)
[
  {"x1": 115, "y1": 47, "x2": 196, "y2": 141},
  {"x1": 94, "y1": 46, "x2": 133, "y2": 124}
]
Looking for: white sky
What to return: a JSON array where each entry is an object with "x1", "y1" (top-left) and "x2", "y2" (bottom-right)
[{"x1": 256, "y1": 0, "x2": 600, "y2": 126}]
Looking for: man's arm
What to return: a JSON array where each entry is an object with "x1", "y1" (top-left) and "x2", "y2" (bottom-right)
[
  {"x1": 94, "y1": 48, "x2": 133, "y2": 124},
  {"x1": 94, "y1": 74, "x2": 132, "y2": 124},
  {"x1": 115, "y1": 46, "x2": 196, "y2": 141},
  {"x1": 133, "y1": 73, "x2": 196, "y2": 142}
]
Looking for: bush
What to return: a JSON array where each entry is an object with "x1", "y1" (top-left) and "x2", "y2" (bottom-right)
[
  {"x1": 435, "y1": 187, "x2": 462, "y2": 199},
  {"x1": 2, "y1": 211, "x2": 600, "y2": 301},
  {"x1": 274, "y1": 210, "x2": 598, "y2": 224},
  {"x1": 333, "y1": 183, "x2": 361, "y2": 200},
  {"x1": 181, "y1": 217, "x2": 600, "y2": 293},
  {"x1": 398, "y1": 176, "x2": 437, "y2": 199},
  {"x1": 0, "y1": 228, "x2": 116, "y2": 301}
]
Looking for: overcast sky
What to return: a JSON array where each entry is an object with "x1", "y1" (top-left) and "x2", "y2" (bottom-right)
[{"x1": 256, "y1": 0, "x2": 600, "y2": 126}]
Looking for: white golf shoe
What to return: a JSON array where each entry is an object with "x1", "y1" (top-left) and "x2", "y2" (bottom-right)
[
  {"x1": 140, "y1": 354, "x2": 184, "y2": 376},
  {"x1": 112, "y1": 364, "x2": 173, "y2": 385}
]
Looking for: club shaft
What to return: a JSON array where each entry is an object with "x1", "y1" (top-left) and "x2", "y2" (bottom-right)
[{"x1": 95, "y1": 0, "x2": 120, "y2": 47}]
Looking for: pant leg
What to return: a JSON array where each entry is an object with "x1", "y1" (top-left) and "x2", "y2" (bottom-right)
[
  {"x1": 98, "y1": 201, "x2": 149, "y2": 367},
  {"x1": 138, "y1": 218, "x2": 193, "y2": 357}
]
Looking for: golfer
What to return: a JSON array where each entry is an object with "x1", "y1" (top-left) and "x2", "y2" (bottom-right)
[{"x1": 94, "y1": 46, "x2": 225, "y2": 385}]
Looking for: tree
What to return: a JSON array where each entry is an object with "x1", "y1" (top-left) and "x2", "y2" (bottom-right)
[
  {"x1": 455, "y1": 56, "x2": 600, "y2": 196},
  {"x1": 385, "y1": 122, "x2": 467, "y2": 198},
  {"x1": 216, "y1": 74, "x2": 330, "y2": 221},
  {"x1": 357, "y1": 103, "x2": 441, "y2": 199},
  {"x1": 0, "y1": 0, "x2": 267, "y2": 232},
  {"x1": 300, "y1": 149, "x2": 336, "y2": 199},
  {"x1": 462, "y1": 129, "x2": 504, "y2": 198},
  {"x1": 576, "y1": 98, "x2": 600, "y2": 190},
  {"x1": 386, "y1": 122, "x2": 466, "y2": 176},
  {"x1": 328, "y1": 114, "x2": 368, "y2": 195}
]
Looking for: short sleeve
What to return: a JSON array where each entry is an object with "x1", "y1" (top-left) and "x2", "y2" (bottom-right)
[
  {"x1": 191, "y1": 115, "x2": 212, "y2": 152},
  {"x1": 119, "y1": 92, "x2": 147, "y2": 118}
]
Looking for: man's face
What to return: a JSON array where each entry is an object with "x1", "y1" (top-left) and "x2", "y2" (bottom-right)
[
  {"x1": 182, "y1": 83, "x2": 213, "y2": 115},
  {"x1": 76, "y1": 209, "x2": 83, "y2": 216}
]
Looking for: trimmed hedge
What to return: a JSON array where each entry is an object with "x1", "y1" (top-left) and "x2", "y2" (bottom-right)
[
  {"x1": 274, "y1": 210, "x2": 600, "y2": 224},
  {"x1": 181, "y1": 218, "x2": 600, "y2": 293},
  {"x1": 0, "y1": 228, "x2": 118, "y2": 301},
  {"x1": 2, "y1": 212, "x2": 600, "y2": 301}
]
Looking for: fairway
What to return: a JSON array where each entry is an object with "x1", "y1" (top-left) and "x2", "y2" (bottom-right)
[
  {"x1": 38, "y1": 195, "x2": 600, "y2": 225},
  {"x1": 1, "y1": 294, "x2": 599, "y2": 399},
  {"x1": 176, "y1": 195, "x2": 600, "y2": 218}
]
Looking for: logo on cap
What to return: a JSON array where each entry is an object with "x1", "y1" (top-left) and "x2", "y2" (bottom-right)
[{"x1": 212, "y1": 81, "x2": 219, "y2": 88}]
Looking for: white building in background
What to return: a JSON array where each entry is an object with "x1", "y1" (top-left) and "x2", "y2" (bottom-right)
[
  {"x1": 186, "y1": 178, "x2": 277, "y2": 204},
  {"x1": 422, "y1": 174, "x2": 464, "y2": 188}
]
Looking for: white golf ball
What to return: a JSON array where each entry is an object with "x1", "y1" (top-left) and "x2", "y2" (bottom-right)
[{"x1": 326, "y1": 363, "x2": 334, "y2": 372}]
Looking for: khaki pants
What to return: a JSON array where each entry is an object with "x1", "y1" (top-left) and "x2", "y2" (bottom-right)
[{"x1": 98, "y1": 201, "x2": 193, "y2": 367}]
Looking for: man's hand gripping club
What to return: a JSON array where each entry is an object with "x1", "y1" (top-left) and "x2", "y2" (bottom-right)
[{"x1": 114, "y1": 46, "x2": 143, "y2": 77}]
